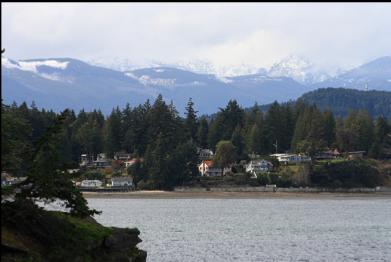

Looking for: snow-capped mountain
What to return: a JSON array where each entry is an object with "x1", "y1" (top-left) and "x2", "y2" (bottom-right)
[
  {"x1": 2, "y1": 57, "x2": 310, "y2": 114},
  {"x1": 2, "y1": 55, "x2": 391, "y2": 114},
  {"x1": 174, "y1": 60, "x2": 261, "y2": 77},
  {"x1": 312, "y1": 56, "x2": 391, "y2": 91},
  {"x1": 268, "y1": 55, "x2": 332, "y2": 84}
]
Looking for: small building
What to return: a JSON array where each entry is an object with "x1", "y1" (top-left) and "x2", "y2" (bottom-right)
[
  {"x1": 80, "y1": 154, "x2": 94, "y2": 167},
  {"x1": 93, "y1": 153, "x2": 111, "y2": 168},
  {"x1": 197, "y1": 148, "x2": 214, "y2": 161},
  {"x1": 270, "y1": 153, "x2": 311, "y2": 164},
  {"x1": 111, "y1": 176, "x2": 133, "y2": 187},
  {"x1": 314, "y1": 149, "x2": 341, "y2": 160},
  {"x1": 1, "y1": 172, "x2": 27, "y2": 186},
  {"x1": 67, "y1": 169, "x2": 80, "y2": 174},
  {"x1": 245, "y1": 160, "x2": 273, "y2": 178},
  {"x1": 80, "y1": 180, "x2": 103, "y2": 188},
  {"x1": 94, "y1": 159, "x2": 111, "y2": 168},
  {"x1": 347, "y1": 151, "x2": 365, "y2": 160},
  {"x1": 198, "y1": 160, "x2": 231, "y2": 177},
  {"x1": 114, "y1": 152, "x2": 133, "y2": 161}
]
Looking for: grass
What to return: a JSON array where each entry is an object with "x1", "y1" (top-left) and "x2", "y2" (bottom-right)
[{"x1": 50, "y1": 211, "x2": 113, "y2": 242}]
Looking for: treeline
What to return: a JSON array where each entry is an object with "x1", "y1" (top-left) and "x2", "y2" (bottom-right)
[
  {"x1": 2, "y1": 96, "x2": 391, "y2": 189},
  {"x1": 298, "y1": 88, "x2": 391, "y2": 118}
]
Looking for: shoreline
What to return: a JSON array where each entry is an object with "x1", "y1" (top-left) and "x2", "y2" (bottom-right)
[{"x1": 83, "y1": 190, "x2": 391, "y2": 199}]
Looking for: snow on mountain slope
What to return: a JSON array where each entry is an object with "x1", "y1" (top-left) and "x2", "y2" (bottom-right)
[
  {"x1": 3, "y1": 55, "x2": 390, "y2": 114},
  {"x1": 268, "y1": 55, "x2": 331, "y2": 84},
  {"x1": 312, "y1": 56, "x2": 391, "y2": 91}
]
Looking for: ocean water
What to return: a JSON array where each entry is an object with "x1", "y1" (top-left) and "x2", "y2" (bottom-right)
[{"x1": 87, "y1": 198, "x2": 391, "y2": 262}]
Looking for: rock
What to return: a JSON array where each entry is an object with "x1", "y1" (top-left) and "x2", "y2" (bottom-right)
[{"x1": 104, "y1": 227, "x2": 142, "y2": 250}]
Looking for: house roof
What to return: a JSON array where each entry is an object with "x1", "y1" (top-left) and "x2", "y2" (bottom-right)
[
  {"x1": 249, "y1": 159, "x2": 273, "y2": 166},
  {"x1": 201, "y1": 160, "x2": 213, "y2": 167}
]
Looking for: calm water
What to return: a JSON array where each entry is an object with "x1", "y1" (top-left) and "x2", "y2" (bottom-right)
[{"x1": 87, "y1": 198, "x2": 391, "y2": 262}]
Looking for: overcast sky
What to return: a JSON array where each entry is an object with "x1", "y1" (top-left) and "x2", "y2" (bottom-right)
[{"x1": 2, "y1": 3, "x2": 391, "y2": 71}]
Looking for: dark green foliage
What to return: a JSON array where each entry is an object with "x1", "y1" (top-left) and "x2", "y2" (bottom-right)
[
  {"x1": 231, "y1": 126, "x2": 246, "y2": 160},
  {"x1": 263, "y1": 102, "x2": 295, "y2": 153},
  {"x1": 208, "y1": 100, "x2": 245, "y2": 150},
  {"x1": 1, "y1": 200, "x2": 146, "y2": 262},
  {"x1": 291, "y1": 105, "x2": 328, "y2": 155},
  {"x1": 3, "y1": 93, "x2": 389, "y2": 194},
  {"x1": 299, "y1": 88, "x2": 391, "y2": 118},
  {"x1": 214, "y1": 140, "x2": 236, "y2": 169},
  {"x1": 127, "y1": 159, "x2": 147, "y2": 189},
  {"x1": 312, "y1": 160, "x2": 384, "y2": 188},
  {"x1": 184, "y1": 98, "x2": 199, "y2": 142},
  {"x1": 336, "y1": 111, "x2": 374, "y2": 152},
  {"x1": 1, "y1": 103, "x2": 32, "y2": 176},
  {"x1": 15, "y1": 110, "x2": 100, "y2": 217},
  {"x1": 197, "y1": 117, "x2": 209, "y2": 148},
  {"x1": 103, "y1": 107, "x2": 123, "y2": 158}
]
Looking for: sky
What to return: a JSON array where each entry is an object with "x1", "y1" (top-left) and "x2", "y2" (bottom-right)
[{"x1": 2, "y1": 3, "x2": 391, "y2": 72}]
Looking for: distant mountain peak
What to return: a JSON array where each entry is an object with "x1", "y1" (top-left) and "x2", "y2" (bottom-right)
[{"x1": 268, "y1": 55, "x2": 331, "y2": 84}]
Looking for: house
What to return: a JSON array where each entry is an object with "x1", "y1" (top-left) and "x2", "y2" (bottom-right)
[
  {"x1": 80, "y1": 180, "x2": 103, "y2": 188},
  {"x1": 94, "y1": 153, "x2": 111, "y2": 168},
  {"x1": 314, "y1": 149, "x2": 341, "y2": 160},
  {"x1": 347, "y1": 151, "x2": 365, "y2": 160},
  {"x1": 198, "y1": 160, "x2": 231, "y2": 177},
  {"x1": 245, "y1": 160, "x2": 273, "y2": 178},
  {"x1": 111, "y1": 176, "x2": 133, "y2": 187},
  {"x1": 80, "y1": 154, "x2": 94, "y2": 167},
  {"x1": 270, "y1": 153, "x2": 311, "y2": 164},
  {"x1": 1, "y1": 172, "x2": 27, "y2": 186},
  {"x1": 197, "y1": 148, "x2": 214, "y2": 160},
  {"x1": 114, "y1": 152, "x2": 133, "y2": 161},
  {"x1": 67, "y1": 169, "x2": 80, "y2": 174}
]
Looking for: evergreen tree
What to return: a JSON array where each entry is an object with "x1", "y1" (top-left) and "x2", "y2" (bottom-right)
[
  {"x1": 248, "y1": 123, "x2": 263, "y2": 154},
  {"x1": 264, "y1": 102, "x2": 286, "y2": 152},
  {"x1": 369, "y1": 116, "x2": 390, "y2": 158},
  {"x1": 17, "y1": 110, "x2": 99, "y2": 217},
  {"x1": 323, "y1": 110, "x2": 336, "y2": 147},
  {"x1": 231, "y1": 126, "x2": 246, "y2": 160},
  {"x1": 103, "y1": 107, "x2": 123, "y2": 158},
  {"x1": 214, "y1": 140, "x2": 236, "y2": 174},
  {"x1": 291, "y1": 105, "x2": 327, "y2": 155},
  {"x1": 1, "y1": 103, "x2": 32, "y2": 176},
  {"x1": 184, "y1": 98, "x2": 199, "y2": 142},
  {"x1": 197, "y1": 117, "x2": 209, "y2": 148}
]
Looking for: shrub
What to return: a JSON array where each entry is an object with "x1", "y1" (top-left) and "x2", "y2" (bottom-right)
[{"x1": 312, "y1": 160, "x2": 384, "y2": 188}]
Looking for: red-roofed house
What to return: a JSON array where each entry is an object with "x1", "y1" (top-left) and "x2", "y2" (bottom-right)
[{"x1": 198, "y1": 160, "x2": 231, "y2": 177}]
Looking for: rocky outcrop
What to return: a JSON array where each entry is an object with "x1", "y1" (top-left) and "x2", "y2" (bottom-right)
[
  {"x1": 1, "y1": 201, "x2": 147, "y2": 262},
  {"x1": 101, "y1": 227, "x2": 147, "y2": 262}
]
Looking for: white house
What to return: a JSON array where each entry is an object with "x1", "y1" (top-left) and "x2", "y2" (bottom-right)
[
  {"x1": 93, "y1": 153, "x2": 111, "y2": 168},
  {"x1": 270, "y1": 153, "x2": 311, "y2": 164},
  {"x1": 114, "y1": 152, "x2": 133, "y2": 161},
  {"x1": 197, "y1": 148, "x2": 214, "y2": 160},
  {"x1": 80, "y1": 180, "x2": 103, "y2": 188},
  {"x1": 198, "y1": 160, "x2": 231, "y2": 177},
  {"x1": 245, "y1": 160, "x2": 273, "y2": 178},
  {"x1": 111, "y1": 176, "x2": 133, "y2": 187}
]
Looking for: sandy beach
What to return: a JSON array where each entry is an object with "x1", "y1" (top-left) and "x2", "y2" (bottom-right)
[{"x1": 83, "y1": 190, "x2": 391, "y2": 199}]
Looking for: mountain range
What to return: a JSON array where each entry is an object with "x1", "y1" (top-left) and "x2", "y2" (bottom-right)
[{"x1": 2, "y1": 55, "x2": 391, "y2": 115}]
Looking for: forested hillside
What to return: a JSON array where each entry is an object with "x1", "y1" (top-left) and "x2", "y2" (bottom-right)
[
  {"x1": 298, "y1": 88, "x2": 391, "y2": 118},
  {"x1": 3, "y1": 95, "x2": 391, "y2": 189}
]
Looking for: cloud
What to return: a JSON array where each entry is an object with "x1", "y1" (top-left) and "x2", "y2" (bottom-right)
[{"x1": 2, "y1": 3, "x2": 391, "y2": 70}]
